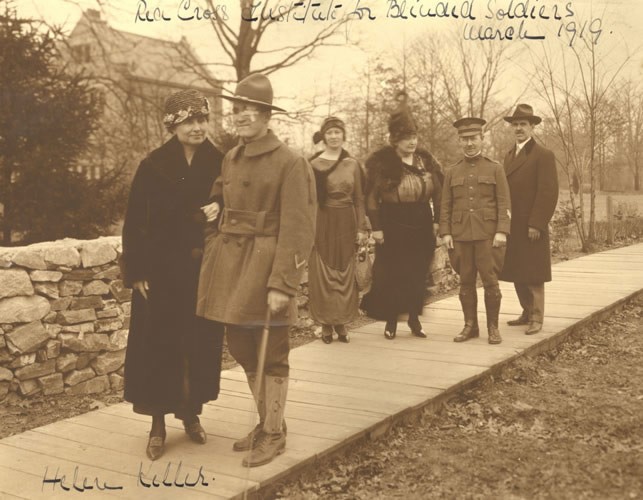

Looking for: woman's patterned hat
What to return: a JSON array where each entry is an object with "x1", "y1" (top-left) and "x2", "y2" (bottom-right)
[{"x1": 163, "y1": 89, "x2": 210, "y2": 129}]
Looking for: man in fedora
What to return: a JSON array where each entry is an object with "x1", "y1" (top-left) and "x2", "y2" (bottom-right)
[
  {"x1": 440, "y1": 118, "x2": 511, "y2": 345},
  {"x1": 501, "y1": 104, "x2": 558, "y2": 335},
  {"x1": 196, "y1": 73, "x2": 316, "y2": 467}
]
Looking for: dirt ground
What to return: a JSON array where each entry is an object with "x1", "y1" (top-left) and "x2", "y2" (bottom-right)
[{"x1": 272, "y1": 298, "x2": 643, "y2": 500}]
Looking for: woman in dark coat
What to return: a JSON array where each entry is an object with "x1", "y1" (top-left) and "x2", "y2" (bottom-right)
[
  {"x1": 360, "y1": 96, "x2": 443, "y2": 339},
  {"x1": 120, "y1": 89, "x2": 224, "y2": 460}
]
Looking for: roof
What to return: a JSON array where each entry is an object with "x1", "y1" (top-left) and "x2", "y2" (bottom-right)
[{"x1": 68, "y1": 9, "x2": 220, "y2": 93}]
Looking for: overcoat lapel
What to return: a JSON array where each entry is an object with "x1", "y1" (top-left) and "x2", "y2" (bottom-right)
[{"x1": 504, "y1": 138, "x2": 535, "y2": 177}]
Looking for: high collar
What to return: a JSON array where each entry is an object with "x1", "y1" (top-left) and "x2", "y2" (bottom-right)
[
  {"x1": 515, "y1": 137, "x2": 533, "y2": 151},
  {"x1": 233, "y1": 129, "x2": 282, "y2": 159},
  {"x1": 464, "y1": 153, "x2": 482, "y2": 161}
]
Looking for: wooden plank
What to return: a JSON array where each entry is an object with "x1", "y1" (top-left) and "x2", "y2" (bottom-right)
[
  {"x1": 0, "y1": 464, "x2": 45, "y2": 500},
  {"x1": 293, "y1": 336, "x2": 521, "y2": 368},
  {"x1": 0, "y1": 243, "x2": 640, "y2": 500},
  {"x1": 1, "y1": 431, "x2": 229, "y2": 499},
  {"x1": 221, "y1": 377, "x2": 424, "y2": 415},
  {"x1": 0, "y1": 442, "x2": 140, "y2": 500},
  {"x1": 30, "y1": 418, "x2": 318, "y2": 491}
]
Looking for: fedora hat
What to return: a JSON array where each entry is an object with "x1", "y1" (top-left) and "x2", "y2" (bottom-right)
[
  {"x1": 218, "y1": 73, "x2": 286, "y2": 113},
  {"x1": 504, "y1": 104, "x2": 541, "y2": 124}
]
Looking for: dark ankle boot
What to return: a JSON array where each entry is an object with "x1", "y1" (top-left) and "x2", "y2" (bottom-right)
[
  {"x1": 183, "y1": 415, "x2": 207, "y2": 444},
  {"x1": 407, "y1": 315, "x2": 427, "y2": 338},
  {"x1": 485, "y1": 286, "x2": 502, "y2": 344},
  {"x1": 454, "y1": 288, "x2": 479, "y2": 342},
  {"x1": 384, "y1": 319, "x2": 397, "y2": 339}
]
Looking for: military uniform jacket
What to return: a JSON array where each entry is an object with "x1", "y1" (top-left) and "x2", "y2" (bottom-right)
[
  {"x1": 196, "y1": 130, "x2": 317, "y2": 326},
  {"x1": 439, "y1": 155, "x2": 511, "y2": 241}
]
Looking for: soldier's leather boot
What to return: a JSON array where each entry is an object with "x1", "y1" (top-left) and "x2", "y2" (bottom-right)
[
  {"x1": 454, "y1": 288, "x2": 479, "y2": 342},
  {"x1": 485, "y1": 286, "x2": 502, "y2": 344},
  {"x1": 234, "y1": 372, "x2": 265, "y2": 452},
  {"x1": 242, "y1": 376, "x2": 288, "y2": 467}
]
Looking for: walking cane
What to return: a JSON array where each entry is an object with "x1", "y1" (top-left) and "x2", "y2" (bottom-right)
[{"x1": 243, "y1": 307, "x2": 272, "y2": 474}]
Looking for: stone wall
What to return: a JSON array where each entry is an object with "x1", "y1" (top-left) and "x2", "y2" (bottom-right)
[
  {"x1": 0, "y1": 237, "x2": 128, "y2": 402},
  {"x1": 0, "y1": 237, "x2": 452, "y2": 402}
]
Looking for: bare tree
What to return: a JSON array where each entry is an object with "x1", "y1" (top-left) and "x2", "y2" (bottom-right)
[
  {"x1": 528, "y1": 37, "x2": 633, "y2": 250},
  {"x1": 435, "y1": 31, "x2": 512, "y2": 126},
  {"x1": 206, "y1": 0, "x2": 349, "y2": 81},
  {"x1": 619, "y1": 81, "x2": 643, "y2": 190}
]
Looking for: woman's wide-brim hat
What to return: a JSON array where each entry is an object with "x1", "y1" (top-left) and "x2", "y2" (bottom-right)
[
  {"x1": 218, "y1": 73, "x2": 287, "y2": 113},
  {"x1": 504, "y1": 103, "x2": 542, "y2": 124}
]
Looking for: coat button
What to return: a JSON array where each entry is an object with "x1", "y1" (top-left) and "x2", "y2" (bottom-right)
[
  {"x1": 469, "y1": 208, "x2": 474, "y2": 212},
  {"x1": 469, "y1": 186, "x2": 473, "y2": 190},
  {"x1": 469, "y1": 197, "x2": 473, "y2": 200},
  {"x1": 230, "y1": 219, "x2": 238, "y2": 225}
]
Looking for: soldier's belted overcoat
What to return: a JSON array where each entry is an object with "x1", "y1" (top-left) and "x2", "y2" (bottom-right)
[
  {"x1": 196, "y1": 130, "x2": 316, "y2": 327},
  {"x1": 500, "y1": 139, "x2": 559, "y2": 283}
]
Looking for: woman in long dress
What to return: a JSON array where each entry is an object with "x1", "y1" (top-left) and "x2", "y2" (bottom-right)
[
  {"x1": 308, "y1": 116, "x2": 368, "y2": 343},
  {"x1": 120, "y1": 89, "x2": 224, "y2": 460},
  {"x1": 360, "y1": 99, "x2": 443, "y2": 339}
]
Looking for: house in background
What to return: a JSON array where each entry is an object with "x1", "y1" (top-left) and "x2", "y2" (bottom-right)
[{"x1": 63, "y1": 9, "x2": 223, "y2": 179}]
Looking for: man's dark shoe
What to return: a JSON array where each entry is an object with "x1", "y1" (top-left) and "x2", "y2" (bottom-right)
[
  {"x1": 453, "y1": 323, "x2": 479, "y2": 342},
  {"x1": 488, "y1": 327, "x2": 502, "y2": 344},
  {"x1": 525, "y1": 322, "x2": 542, "y2": 335},
  {"x1": 507, "y1": 312, "x2": 530, "y2": 326},
  {"x1": 146, "y1": 433, "x2": 166, "y2": 461}
]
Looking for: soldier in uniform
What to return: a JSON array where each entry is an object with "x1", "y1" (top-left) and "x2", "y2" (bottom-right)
[
  {"x1": 196, "y1": 74, "x2": 316, "y2": 467},
  {"x1": 440, "y1": 118, "x2": 511, "y2": 344}
]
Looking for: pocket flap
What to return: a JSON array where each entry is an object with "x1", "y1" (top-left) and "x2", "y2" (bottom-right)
[
  {"x1": 450, "y1": 176, "x2": 465, "y2": 187},
  {"x1": 478, "y1": 175, "x2": 496, "y2": 184}
]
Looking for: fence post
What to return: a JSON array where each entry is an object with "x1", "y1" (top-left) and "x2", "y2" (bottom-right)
[{"x1": 606, "y1": 195, "x2": 614, "y2": 244}]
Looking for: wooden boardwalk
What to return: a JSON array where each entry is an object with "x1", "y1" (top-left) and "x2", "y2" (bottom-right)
[{"x1": 1, "y1": 243, "x2": 642, "y2": 499}]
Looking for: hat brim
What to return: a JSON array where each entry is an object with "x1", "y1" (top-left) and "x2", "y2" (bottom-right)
[
  {"x1": 458, "y1": 130, "x2": 484, "y2": 138},
  {"x1": 504, "y1": 115, "x2": 542, "y2": 125},
  {"x1": 218, "y1": 94, "x2": 287, "y2": 113}
]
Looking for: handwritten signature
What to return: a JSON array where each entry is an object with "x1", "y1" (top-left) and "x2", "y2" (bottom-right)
[{"x1": 42, "y1": 462, "x2": 213, "y2": 491}]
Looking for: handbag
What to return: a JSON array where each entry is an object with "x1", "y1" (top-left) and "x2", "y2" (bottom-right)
[{"x1": 355, "y1": 244, "x2": 373, "y2": 294}]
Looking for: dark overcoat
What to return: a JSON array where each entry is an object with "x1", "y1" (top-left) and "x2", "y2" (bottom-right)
[
  {"x1": 196, "y1": 130, "x2": 317, "y2": 327},
  {"x1": 120, "y1": 136, "x2": 223, "y2": 414},
  {"x1": 500, "y1": 139, "x2": 559, "y2": 284}
]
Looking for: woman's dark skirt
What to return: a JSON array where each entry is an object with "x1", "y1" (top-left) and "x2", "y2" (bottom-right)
[
  {"x1": 360, "y1": 202, "x2": 436, "y2": 321},
  {"x1": 124, "y1": 258, "x2": 224, "y2": 418}
]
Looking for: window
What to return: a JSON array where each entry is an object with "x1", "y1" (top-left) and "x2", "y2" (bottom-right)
[{"x1": 71, "y1": 44, "x2": 91, "y2": 64}]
